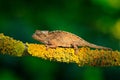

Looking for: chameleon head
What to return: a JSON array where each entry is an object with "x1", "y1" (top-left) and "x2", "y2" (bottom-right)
[{"x1": 32, "y1": 30, "x2": 49, "y2": 43}]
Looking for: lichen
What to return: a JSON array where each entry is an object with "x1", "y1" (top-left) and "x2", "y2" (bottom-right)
[
  {"x1": 27, "y1": 43, "x2": 120, "y2": 66},
  {"x1": 0, "y1": 33, "x2": 25, "y2": 56}
]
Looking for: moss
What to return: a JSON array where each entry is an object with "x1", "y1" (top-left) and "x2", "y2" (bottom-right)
[{"x1": 0, "y1": 33, "x2": 25, "y2": 56}]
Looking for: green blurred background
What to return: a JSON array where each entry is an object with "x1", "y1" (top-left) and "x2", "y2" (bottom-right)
[{"x1": 0, "y1": 0, "x2": 120, "y2": 80}]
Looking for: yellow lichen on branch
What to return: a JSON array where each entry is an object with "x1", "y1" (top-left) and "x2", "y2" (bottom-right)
[
  {"x1": 27, "y1": 44, "x2": 120, "y2": 66},
  {"x1": 0, "y1": 33, "x2": 25, "y2": 56},
  {"x1": 0, "y1": 33, "x2": 120, "y2": 66}
]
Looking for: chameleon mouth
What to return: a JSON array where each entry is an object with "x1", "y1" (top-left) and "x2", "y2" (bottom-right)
[{"x1": 32, "y1": 33, "x2": 40, "y2": 41}]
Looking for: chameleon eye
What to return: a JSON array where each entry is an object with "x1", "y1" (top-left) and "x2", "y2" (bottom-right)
[
  {"x1": 41, "y1": 31, "x2": 48, "y2": 35},
  {"x1": 35, "y1": 30, "x2": 41, "y2": 35}
]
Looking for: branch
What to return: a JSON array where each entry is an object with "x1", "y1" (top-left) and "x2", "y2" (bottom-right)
[{"x1": 0, "y1": 33, "x2": 120, "y2": 66}]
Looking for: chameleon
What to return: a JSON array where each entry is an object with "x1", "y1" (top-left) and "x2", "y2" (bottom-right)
[{"x1": 32, "y1": 30, "x2": 111, "y2": 54}]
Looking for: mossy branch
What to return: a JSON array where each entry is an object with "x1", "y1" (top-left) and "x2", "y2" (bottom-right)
[{"x1": 0, "y1": 33, "x2": 120, "y2": 66}]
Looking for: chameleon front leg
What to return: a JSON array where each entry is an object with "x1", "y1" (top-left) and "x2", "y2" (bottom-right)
[
  {"x1": 45, "y1": 44, "x2": 57, "y2": 50},
  {"x1": 45, "y1": 40, "x2": 58, "y2": 50}
]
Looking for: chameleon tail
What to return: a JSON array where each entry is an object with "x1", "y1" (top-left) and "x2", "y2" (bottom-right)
[{"x1": 86, "y1": 42, "x2": 111, "y2": 50}]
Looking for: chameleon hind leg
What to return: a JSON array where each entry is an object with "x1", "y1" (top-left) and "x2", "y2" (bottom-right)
[{"x1": 71, "y1": 43, "x2": 79, "y2": 54}]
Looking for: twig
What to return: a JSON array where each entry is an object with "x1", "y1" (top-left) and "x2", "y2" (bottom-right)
[{"x1": 0, "y1": 33, "x2": 120, "y2": 66}]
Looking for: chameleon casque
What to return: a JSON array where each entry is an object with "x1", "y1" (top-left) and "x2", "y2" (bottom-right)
[{"x1": 32, "y1": 30, "x2": 111, "y2": 54}]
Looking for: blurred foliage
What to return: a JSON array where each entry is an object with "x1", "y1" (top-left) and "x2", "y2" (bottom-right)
[{"x1": 0, "y1": 0, "x2": 120, "y2": 80}]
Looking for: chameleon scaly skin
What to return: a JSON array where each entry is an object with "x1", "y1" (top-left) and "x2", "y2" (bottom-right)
[{"x1": 32, "y1": 30, "x2": 111, "y2": 54}]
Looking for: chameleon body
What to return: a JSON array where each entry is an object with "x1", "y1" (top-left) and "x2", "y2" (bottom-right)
[{"x1": 32, "y1": 30, "x2": 111, "y2": 54}]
